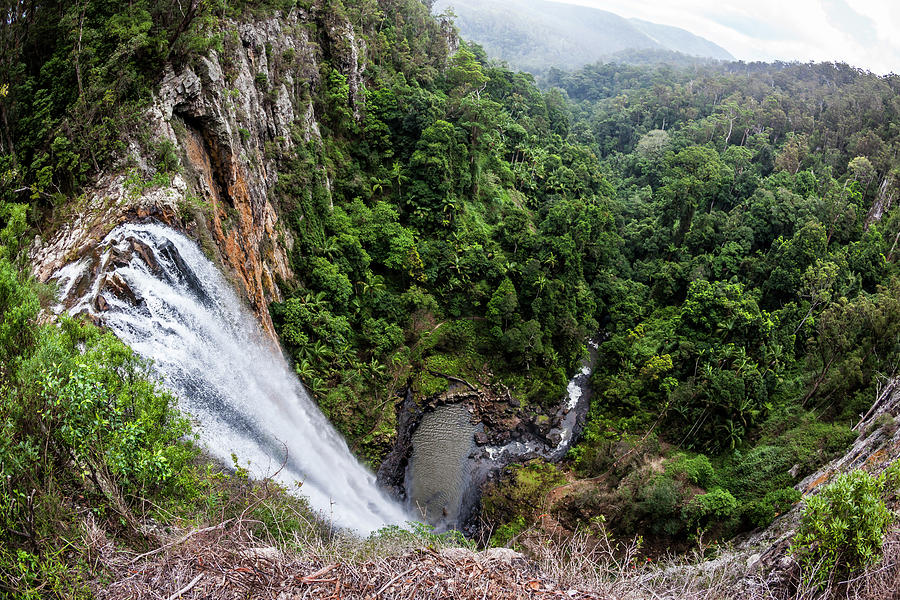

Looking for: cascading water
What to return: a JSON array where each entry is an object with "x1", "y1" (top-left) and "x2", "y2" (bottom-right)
[{"x1": 53, "y1": 222, "x2": 408, "y2": 534}]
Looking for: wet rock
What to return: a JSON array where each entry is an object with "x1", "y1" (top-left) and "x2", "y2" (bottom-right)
[
  {"x1": 104, "y1": 272, "x2": 142, "y2": 306},
  {"x1": 94, "y1": 295, "x2": 109, "y2": 312},
  {"x1": 107, "y1": 246, "x2": 133, "y2": 269},
  {"x1": 547, "y1": 430, "x2": 562, "y2": 446},
  {"x1": 131, "y1": 238, "x2": 161, "y2": 275},
  {"x1": 376, "y1": 388, "x2": 423, "y2": 501},
  {"x1": 70, "y1": 261, "x2": 95, "y2": 302},
  {"x1": 31, "y1": 172, "x2": 183, "y2": 288},
  {"x1": 474, "y1": 432, "x2": 489, "y2": 446},
  {"x1": 158, "y1": 240, "x2": 210, "y2": 305}
]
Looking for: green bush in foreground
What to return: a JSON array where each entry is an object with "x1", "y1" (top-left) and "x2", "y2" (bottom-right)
[
  {"x1": 790, "y1": 467, "x2": 897, "y2": 586},
  {"x1": 0, "y1": 220, "x2": 204, "y2": 596}
]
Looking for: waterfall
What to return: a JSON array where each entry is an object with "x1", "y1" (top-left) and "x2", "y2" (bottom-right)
[{"x1": 53, "y1": 223, "x2": 408, "y2": 534}]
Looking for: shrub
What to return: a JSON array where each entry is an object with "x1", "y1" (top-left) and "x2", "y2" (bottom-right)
[
  {"x1": 490, "y1": 515, "x2": 528, "y2": 547},
  {"x1": 780, "y1": 421, "x2": 857, "y2": 475},
  {"x1": 682, "y1": 488, "x2": 738, "y2": 531},
  {"x1": 0, "y1": 288, "x2": 199, "y2": 592},
  {"x1": 639, "y1": 476, "x2": 687, "y2": 536},
  {"x1": 482, "y1": 461, "x2": 565, "y2": 544},
  {"x1": 742, "y1": 487, "x2": 801, "y2": 529},
  {"x1": 790, "y1": 468, "x2": 894, "y2": 586},
  {"x1": 728, "y1": 444, "x2": 793, "y2": 497},
  {"x1": 307, "y1": 257, "x2": 353, "y2": 311},
  {"x1": 154, "y1": 138, "x2": 181, "y2": 173},
  {"x1": 435, "y1": 319, "x2": 476, "y2": 352},
  {"x1": 669, "y1": 453, "x2": 715, "y2": 487}
]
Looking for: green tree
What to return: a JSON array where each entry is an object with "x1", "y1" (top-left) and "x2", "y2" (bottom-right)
[
  {"x1": 659, "y1": 146, "x2": 731, "y2": 245},
  {"x1": 486, "y1": 278, "x2": 519, "y2": 332},
  {"x1": 445, "y1": 46, "x2": 487, "y2": 97}
]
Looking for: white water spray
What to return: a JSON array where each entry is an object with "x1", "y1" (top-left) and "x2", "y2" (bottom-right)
[{"x1": 54, "y1": 223, "x2": 408, "y2": 534}]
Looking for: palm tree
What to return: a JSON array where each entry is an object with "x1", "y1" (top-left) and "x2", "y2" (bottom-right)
[
  {"x1": 717, "y1": 419, "x2": 743, "y2": 451},
  {"x1": 295, "y1": 359, "x2": 315, "y2": 381},
  {"x1": 309, "y1": 377, "x2": 326, "y2": 394},
  {"x1": 367, "y1": 358, "x2": 386, "y2": 380},
  {"x1": 442, "y1": 200, "x2": 457, "y2": 225},
  {"x1": 732, "y1": 346, "x2": 751, "y2": 374},
  {"x1": 310, "y1": 340, "x2": 332, "y2": 365},
  {"x1": 319, "y1": 236, "x2": 339, "y2": 258},
  {"x1": 296, "y1": 343, "x2": 314, "y2": 365},
  {"x1": 301, "y1": 291, "x2": 327, "y2": 311},
  {"x1": 391, "y1": 161, "x2": 409, "y2": 201},
  {"x1": 543, "y1": 252, "x2": 557, "y2": 272},
  {"x1": 535, "y1": 273, "x2": 548, "y2": 296},
  {"x1": 361, "y1": 274, "x2": 386, "y2": 298}
]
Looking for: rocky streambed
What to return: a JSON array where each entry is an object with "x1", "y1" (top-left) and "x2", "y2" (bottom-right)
[{"x1": 377, "y1": 340, "x2": 601, "y2": 534}]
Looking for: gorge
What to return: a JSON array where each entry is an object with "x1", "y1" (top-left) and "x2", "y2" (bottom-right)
[{"x1": 5, "y1": 0, "x2": 900, "y2": 596}]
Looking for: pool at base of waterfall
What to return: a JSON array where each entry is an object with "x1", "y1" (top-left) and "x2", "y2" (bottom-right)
[{"x1": 406, "y1": 403, "x2": 480, "y2": 530}]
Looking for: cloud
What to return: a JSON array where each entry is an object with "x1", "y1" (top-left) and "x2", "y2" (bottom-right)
[
  {"x1": 553, "y1": 0, "x2": 900, "y2": 73},
  {"x1": 821, "y1": 0, "x2": 878, "y2": 42}
]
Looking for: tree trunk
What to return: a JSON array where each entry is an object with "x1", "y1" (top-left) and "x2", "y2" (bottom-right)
[{"x1": 74, "y1": 5, "x2": 85, "y2": 100}]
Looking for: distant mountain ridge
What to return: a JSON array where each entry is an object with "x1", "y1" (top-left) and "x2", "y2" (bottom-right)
[
  {"x1": 433, "y1": 0, "x2": 733, "y2": 73},
  {"x1": 628, "y1": 18, "x2": 732, "y2": 60}
]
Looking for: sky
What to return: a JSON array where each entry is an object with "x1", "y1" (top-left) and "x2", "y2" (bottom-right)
[{"x1": 556, "y1": 0, "x2": 900, "y2": 74}]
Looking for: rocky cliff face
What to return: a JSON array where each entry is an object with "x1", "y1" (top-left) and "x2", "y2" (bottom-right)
[
  {"x1": 741, "y1": 379, "x2": 900, "y2": 574},
  {"x1": 31, "y1": 8, "x2": 367, "y2": 338}
]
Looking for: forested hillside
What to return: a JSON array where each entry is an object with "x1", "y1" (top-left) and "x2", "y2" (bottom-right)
[
  {"x1": 2, "y1": 0, "x2": 900, "y2": 595},
  {"x1": 484, "y1": 58, "x2": 900, "y2": 547}
]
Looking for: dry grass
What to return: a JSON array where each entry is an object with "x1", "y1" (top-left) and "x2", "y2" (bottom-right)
[
  {"x1": 525, "y1": 525, "x2": 762, "y2": 600},
  {"x1": 80, "y1": 482, "x2": 900, "y2": 600},
  {"x1": 517, "y1": 523, "x2": 900, "y2": 600},
  {"x1": 90, "y1": 518, "x2": 606, "y2": 599},
  {"x1": 85, "y1": 523, "x2": 900, "y2": 600}
]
